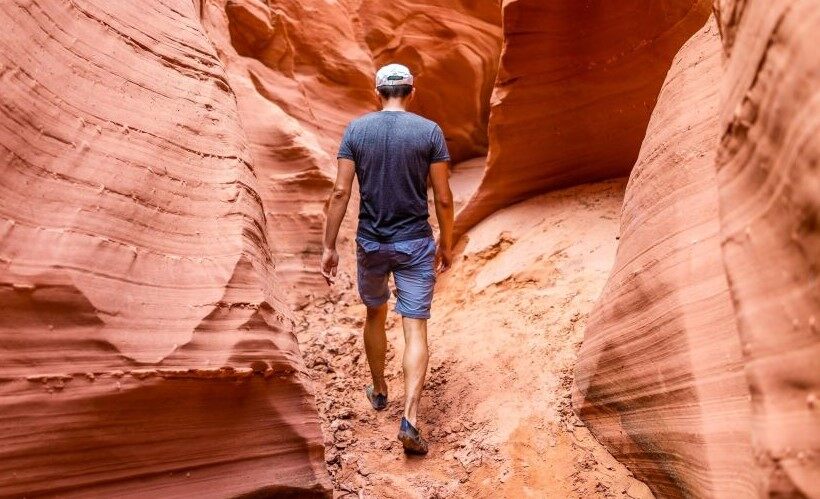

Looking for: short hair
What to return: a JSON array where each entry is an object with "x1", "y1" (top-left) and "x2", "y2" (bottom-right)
[{"x1": 377, "y1": 84, "x2": 413, "y2": 99}]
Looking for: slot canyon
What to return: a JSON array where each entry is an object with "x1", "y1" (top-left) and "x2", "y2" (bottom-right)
[{"x1": 0, "y1": 0, "x2": 817, "y2": 497}]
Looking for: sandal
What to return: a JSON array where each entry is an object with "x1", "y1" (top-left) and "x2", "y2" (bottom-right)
[
  {"x1": 397, "y1": 417, "x2": 428, "y2": 455},
  {"x1": 365, "y1": 385, "x2": 388, "y2": 411}
]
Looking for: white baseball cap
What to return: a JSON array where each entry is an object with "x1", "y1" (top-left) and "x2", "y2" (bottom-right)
[{"x1": 375, "y1": 63, "x2": 413, "y2": 88}]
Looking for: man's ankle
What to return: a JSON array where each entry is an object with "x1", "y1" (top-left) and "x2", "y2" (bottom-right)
[{"x1": 372, "y1": 379, "x2": 388, "y2": 395}]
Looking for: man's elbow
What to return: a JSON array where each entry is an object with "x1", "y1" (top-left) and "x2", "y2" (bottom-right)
[
  {"x1": 435, "y1": 195, "x2": 454, "y2": 211},
  {"x1": 330, "y1": 187, "x2": 351, "y2": 201}
]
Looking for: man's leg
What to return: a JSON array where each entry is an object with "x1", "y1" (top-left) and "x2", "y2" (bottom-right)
[
  {"x1": 356, "y1": 238, "x2": 391, "y2": 401},
  {"x1": 392, "y1": 236, "x2": 435, "y2": 453},
  {"x1": 392, "y1": 237, "x2": 436, "y2": 428},
  {"x1": 401, "y1": 316, "x2": 429, "y2": 426},
  {"x1": 364, "y1": 303, "x2": 389, "y2": 395}
]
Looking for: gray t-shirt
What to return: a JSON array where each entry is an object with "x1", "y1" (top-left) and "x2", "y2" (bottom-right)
[{"x1": 337, "y1": 111, "x2": 450, "y2": 243}]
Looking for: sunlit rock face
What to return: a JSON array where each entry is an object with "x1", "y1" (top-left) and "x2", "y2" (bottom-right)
[
  {"x1": 454, "y1": 0, "x2": 713, "y2": 239},
  {"x1": 202, "y1": 0, "x2": 501, "y2": 303},
  {"x1": 0, "y1": 1, "x2": 329, "y2": 496}
]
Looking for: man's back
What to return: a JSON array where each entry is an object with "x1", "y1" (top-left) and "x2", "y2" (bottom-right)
[{"x1": 337, "y1": 111, "x2": 450, "y2": 243}]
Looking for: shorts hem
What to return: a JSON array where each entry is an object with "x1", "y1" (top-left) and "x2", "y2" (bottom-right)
[
  {"x1": 361, "y1": 296, "x2": 389, "y2": 309},
  {"x1": 394, "y1": 307, "x2": 430, "y2": 320}
]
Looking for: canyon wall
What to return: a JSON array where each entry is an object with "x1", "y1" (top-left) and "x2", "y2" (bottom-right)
[
  {"x1": 454, "y1": 0, "x2": 713, "y2": 238},
  {"x1": 714, "y1": 0, "x2": 820, "y2": 494},
  {"x1": 573, "y1": 18, "x2": 757, "y2": 498},
  {"x1": 0, "y1": 1, "x2": 329, "y2": 496},
  {"x1": 575, "y1": 1, "x2": 820, "y2": 497},
  {"x1": 0, "y1": 0, "x2": 501, "y2": 495},
  {"x1": 201, "y1": 0, "x2": 501, "y2": 302}
]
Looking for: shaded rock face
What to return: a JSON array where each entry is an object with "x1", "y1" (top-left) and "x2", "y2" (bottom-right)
[
  {"x1": 714, "y1": 0, "x2": 820, "y2": 494},
  {"x1": 573, "y1": 18, "x2": 758, "y2": 498},
  {"x1": 202, "y1": 0, "x2": 501, "y2": 302},
  {"x1": 574, "y1": 2, "x2": 820, "y2": 497},
  {"x1": 0, "y1": 1, "x2": 329, "y2": 496},
  {"x1": 454, "y1": 0, "x2": 714, "y2": 238}
]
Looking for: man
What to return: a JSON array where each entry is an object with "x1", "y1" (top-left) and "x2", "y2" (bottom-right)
[{"x1": 320, "y1": 63, "x2": 454, "y2": 455}]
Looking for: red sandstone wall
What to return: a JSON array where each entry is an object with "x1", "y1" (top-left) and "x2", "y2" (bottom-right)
[
  {"x1": 454, "y1": 0, "x2": 713, "y2": 239},
  {"x1": 573, "y1": 17, "x2": 757, "y2": 498},
  {"x1": 575, "y1": 1, "x2": 820, "y2": 496},
  {"x1": 714, "y1": 0, "x2": 820, "y2": 494},
  {"x1": 0, "y1": 1, "x2": 329, "y2": 496}
]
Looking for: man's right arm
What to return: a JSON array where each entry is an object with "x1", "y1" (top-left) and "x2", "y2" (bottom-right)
[
  {"x1": 320, "y1": 158, "x2": 355, "y2": 285},
  {"x1": 430, "y1": 161, "x2": 454, "y2": 272}
]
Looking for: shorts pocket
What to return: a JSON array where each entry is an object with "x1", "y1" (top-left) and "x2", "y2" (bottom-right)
[
  {"x1": 356, "y1": 236, "x2": 382, "y2": 254},
  {"x1": 394, "y1": 237, "x2": 433, "y2": 256}
]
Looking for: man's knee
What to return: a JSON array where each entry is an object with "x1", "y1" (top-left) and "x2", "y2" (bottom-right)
[
  {"x1": 401, "y1": 316, "x2": 428, "y2": 339},
  {"x1": 366, "y1": 302, "x2": 388, "y2": 318}
]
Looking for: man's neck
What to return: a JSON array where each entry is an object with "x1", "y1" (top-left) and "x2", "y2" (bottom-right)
[{"x1": 381, "y1": 99, "x2": 407, "y2": 112}]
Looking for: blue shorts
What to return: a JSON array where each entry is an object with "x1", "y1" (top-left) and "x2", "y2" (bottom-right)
[{"x1": 356, "y1": 235, "x2": 437, "y2": 319}]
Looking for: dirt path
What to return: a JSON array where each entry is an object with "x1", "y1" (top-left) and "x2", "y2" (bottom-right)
[{"x1": 296, "y1": 178, "x2": 654, "y2": 498}]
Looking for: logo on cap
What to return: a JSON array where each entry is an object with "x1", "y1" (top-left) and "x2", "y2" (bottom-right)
[{"x1": 376, "y1": 64, "x2": 413, "y2": 87}]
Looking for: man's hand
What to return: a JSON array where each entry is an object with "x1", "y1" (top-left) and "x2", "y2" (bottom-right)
[
  {"x1": 435, "y1": 244, "x2": 453, "y2": 273},
  {"x1": 321, "y1": 247, "x2": 339, "y2": 285}
]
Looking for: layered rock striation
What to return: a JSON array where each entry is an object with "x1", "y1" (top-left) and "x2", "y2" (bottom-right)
[
  {"x1": 714, "y1": 0, "x2": 820, "y2": 494},
  {"x1": 0, "y1": 1, "x2": 329, "y2": 496},
  {"x1": 575, "y1": 2, "x2": 820, "y2": 497},
  {"x1": 573, "y1": 17, "x2": 757, "y2": 498}
]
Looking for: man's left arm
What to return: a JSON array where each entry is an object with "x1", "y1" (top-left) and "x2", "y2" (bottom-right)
[{"x1": 321, "y1": 158, "x2": 355, "y2": 285}]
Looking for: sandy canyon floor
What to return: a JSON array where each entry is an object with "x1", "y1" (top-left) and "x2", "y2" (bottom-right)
[{"x1": 296, "y1": 168, "x2": 654, "y2": 498}]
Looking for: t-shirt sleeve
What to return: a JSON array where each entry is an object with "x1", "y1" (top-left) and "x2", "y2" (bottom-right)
[
  {"x1": 430, "y1": 125, "x2": 450, "y2": 162},
  {"x1": 337, "y1": 123, "x2": 356, "y2": 160}
]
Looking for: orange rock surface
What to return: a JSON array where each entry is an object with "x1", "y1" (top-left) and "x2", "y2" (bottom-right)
[
  {"x1": 0, "y1": 0, "x2": 500, "y2": 496},
  {"x1": 714, "y1": 0, "x2": 820, "y2": 494},
  {"x1": 0, "y1": 1, "x2": 328, "y2": 496},
  {"x1": 575, "y1": 3, "x2": 820, "y2": 497},
  {"x1": 455, "y1": 0, "x2": 713, "y2": 238},
  {"x1": 573, "y1": 17, "x2": 758, "y2": 497},
  {"x1": 3, "y1": 0, "x2": 818, "y2": 496}
]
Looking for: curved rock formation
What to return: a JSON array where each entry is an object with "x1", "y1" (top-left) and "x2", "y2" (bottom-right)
[
  {"x1": 715, "y1": 0, "x2": 820, "y2": 494},
  {"x1": 575, "y1": 2, "x2": 820, "y2": 497},
  {"x1": 201, "y1": 0, "x2": 374, "y2": 303},
  {"x1": 0, "y1": 1, "x2": 329, "y2": 496},
  {"x1": 573, "y1": 18, "x2": 758, "y2": 498},
  {"x1": 202, "y1": 0, "x2": 501, "y2": 302},
  {"x1": 454, "y1": 0, "x2": 713, "y2": 238}
]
